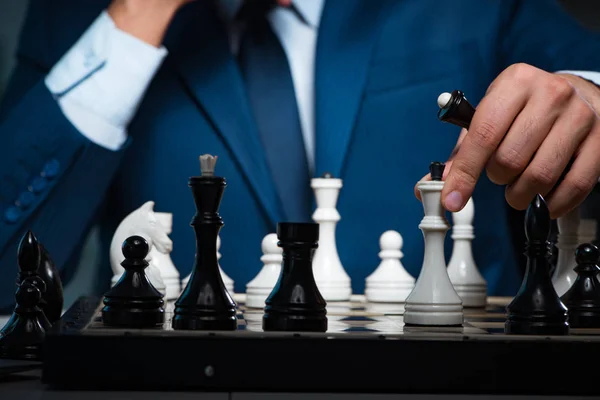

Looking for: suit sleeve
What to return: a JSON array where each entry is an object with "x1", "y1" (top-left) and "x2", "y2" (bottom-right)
[
  {"x1": 0, "y1": 2, "x2": 127, "y2": 312},
  {"x1": 500, "y1": 0, "x2": 600, "y2": 73}
]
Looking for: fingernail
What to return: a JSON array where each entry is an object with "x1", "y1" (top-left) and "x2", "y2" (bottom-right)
[{"x1": 445, "y1": 191, "x2": 463, "y2": 212}]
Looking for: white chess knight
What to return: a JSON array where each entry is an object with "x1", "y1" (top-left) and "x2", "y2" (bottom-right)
[
  {"x1": 404, "y1": 170, "x2": 463, "y2": 326},
  {"x1": 182, "y1": 235, "x2": 234, "y2": 294},
  {"x1": 447, "y1": 197, "x2": 487, "y2": 307},
  {"x1": 364, "y1": 230, "x2": 414, "y2": 303},
  {"x1": 109, "y1": 201, "x2": 172, "y2": 297},
  {"x1": 150, "y1": 212, "x2": 180, "y2": 300},
  {"x1": 551, "y1": 206, "x2": 581, "y2": 297},
  {"x1": 311, "y1": 174, "x2": 352, "y2": 301},
  {"x1": 246, "y1": 233, "x2": 283, "y2": 308}
]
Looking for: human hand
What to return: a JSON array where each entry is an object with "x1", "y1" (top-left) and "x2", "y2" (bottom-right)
[
  {"x1": 108, "y1": 0, "x2": 194, "y2": 47},
  {"x1": 433, "y1": 64, "x2": 600, "y2": 218}
]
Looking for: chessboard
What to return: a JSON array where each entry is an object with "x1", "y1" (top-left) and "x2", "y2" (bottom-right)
[{"x1": 41, "y1": 294, "x2": 600, "y2": 395}]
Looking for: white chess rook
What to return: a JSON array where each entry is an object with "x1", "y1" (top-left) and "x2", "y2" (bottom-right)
[
  {"x1": 182, "y1": 235, "x2": 234, "y2": 294},
  {"x1": 246, "y1": 233, "x2": 283, "y2": 308},
  {"x1": 447, "y1": 197, "x2": 487, "y2": 307},
  {"x1": 404, "y1": 178, "x2": 463, "y2": 326},
  {"x1": 311, "y1": 175, "x2": 352, "y2": 301},
  {"x1": 151, "y1": 212, "x2": 181, "y2": 300},
  {"x1": 552, "y1": 207, "x2": 580, "y2": 297},
  {"x1": 110, "y1": 201, "x2": 169, "y2": 296},
  {"x1": 365, "y1": 230, "x2": 414, "y2": 303}
]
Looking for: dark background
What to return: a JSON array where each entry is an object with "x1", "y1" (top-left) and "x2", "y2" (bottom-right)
[{"x1": 1, "y1": 0, "x2": 600, "y2": 98}]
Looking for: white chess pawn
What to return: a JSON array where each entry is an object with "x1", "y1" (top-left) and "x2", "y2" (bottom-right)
[
  {"x1": 311, "y1": 174, "x2": 352, "y2": 301},
  {"x1": 447, "y1": 197, "x2": 487, "y2": 307},
  {"x1": 404, "y1": 165, "x2": 463, "y2": 326},
  {"x1": 110, "y1": 201, "x2": 168, "y2": 297},
  {"x1": 151, "y1": 212, "x2": 180, "y2": 300},
  {"x1": 182, "y1": 235, "x2": 234, "y2": 293},
  {"x1": 246, "y1": 233, "x2": 283, "y2": 308},
  {"x1": 364, "y1": 231, "x2": 414, "y2": 303},
  {"x1": 552, "y1": 207, "x2": 580, "y2": 297}
]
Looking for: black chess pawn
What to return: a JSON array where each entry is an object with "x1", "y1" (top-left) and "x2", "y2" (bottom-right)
[
  {"x1": 0, "y1": 277, "x2": 51, "y2": 360},
  {"x1": 560, "y1": 243, "x2": 600, "y2": 328},
  {"x1": 263, "y1": 222, "x2": 327, "y2": 332},
  {"x1": 436, "y1": 90, "x2": 475, "y2": 130},
  {"x1": 102, "y1": 236, "x2": 165, "y2": 327},
  {"x1": 173, "y1": 154, "x2": 237, "y2": 330},
  {"x1": 505, "y1": 194, "x2": 569, "y2": 335}
]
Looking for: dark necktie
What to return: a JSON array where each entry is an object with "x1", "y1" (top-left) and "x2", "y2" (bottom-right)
[{"x1": 236, "y1": 0, "x2": 312, "y2": 223}]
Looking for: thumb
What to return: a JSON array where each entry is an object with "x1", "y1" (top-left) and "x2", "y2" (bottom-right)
[{"x1": 441, "y1": 158, "x2": 476, "y2": 213}]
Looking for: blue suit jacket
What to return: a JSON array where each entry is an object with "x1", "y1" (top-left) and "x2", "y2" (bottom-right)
[{"x1": 0, "y1": 0, "x2": 599, "y2": 311}]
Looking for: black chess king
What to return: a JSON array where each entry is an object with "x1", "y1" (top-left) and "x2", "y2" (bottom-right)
[{"x1": 172, "y1": 154, "x2": 237, "y2": 330}]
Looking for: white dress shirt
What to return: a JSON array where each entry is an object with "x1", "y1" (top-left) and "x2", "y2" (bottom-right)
[
  {"x1": 44, "y1": 0, "x2": 325, "y2": 173},
  {"x1": 45, "y1": 0, "x2": 600, "y2": 172}
]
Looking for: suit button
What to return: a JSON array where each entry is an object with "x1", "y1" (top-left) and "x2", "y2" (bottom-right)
[
  {"x1": 42, "y1": 159, "x2": 60, "y2": 179},
  {"x1": 30, "y1": 177, "x2": 48, "y2": 193},
  {"x1": 16, "y1": 192, "x2": 35, "y2": 209},
  {"x1": 4, "y1": 207, "x2": 21, "y2": 224}
]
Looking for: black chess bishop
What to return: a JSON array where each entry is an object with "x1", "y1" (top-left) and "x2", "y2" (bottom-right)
[
  {"x1": 16, "y1": 231, "x2": 64, "y2": 324},
  {"x1": 102, "y1": 235, "x2": 165, "y2": 328},
  {"x1": 560, "y1": 243, "x2": 600, "y2": 328},
  {"x1": 505, "y1": 194, "x2": 569, "y2": 335},
  {"x1": 172, "y1": 154, "x2": 237, "y2": 331},
  {"x1": 263, "y1": 222, "x2": 327, "y2": 332},
  {"x1": 0, "y1": 277, "x2": 51, "y2": 360}
]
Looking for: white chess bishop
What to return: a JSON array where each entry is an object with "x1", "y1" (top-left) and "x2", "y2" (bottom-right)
[
  {"x1": 110, "y1": 201, "x2": 171, "y2": 297},
  {"x1": 150, "y1": 212, "x2": 180, "y2": 300},
  {"x1": 447, "y1": 197, "x2": 487, "y2": 307},
  {"x1": 246, "y1": 233, "x2": 283, "y2": 308},
  {"x1": 311, "y1": 173, "x2": 352, "y2": 301},
  {"x1": 364, "y1": 230, "x2": 414, "y2": 303},
  {"x1": 182, "y1": 235, "x2": 234, "y2": 294},
  {"x1": 551, "y1": 206, "x2": 580, "y2": 297},
  {"x1": 404, "y1": 162, "x2": 463, "y2": 326}
]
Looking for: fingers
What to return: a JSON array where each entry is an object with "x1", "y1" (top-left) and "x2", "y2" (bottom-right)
[
  {"x1": 544, "y1": 123, "x2": 600, "y2": 218},
  {"x1": 442, "y1": 68, "x2": 530, "y2": 212},
  {"x1": 504, "y1": 94, "x2": 594, "y2": 211},
  {"x1": 485, "y1": 89, "x2": 562, "y2": 186}
]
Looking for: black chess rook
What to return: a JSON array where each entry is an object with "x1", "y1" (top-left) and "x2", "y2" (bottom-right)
[
  {"x1": 172, "y1": 154, "x2": 237, "y2": 331},
  {"x1": 505, "y1": 194, "x2": 569, "y2": 335},
  {"x1": 263, "y1": 222, "x2": 327, "y2": 332},
  {"x1": 102, "y1": 236, "x2": 165, "y2": 328},
  {"x1": 560, "y1": 243, "x2": 600, "y2": 328}
]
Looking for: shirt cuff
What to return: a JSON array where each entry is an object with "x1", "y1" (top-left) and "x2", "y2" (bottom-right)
[
  {"x1": 45, "y1": 10, "x2": 168, "y2": 150},
  {"x1": 556, "y1": 70, "x2": 600, "y2": 88}
]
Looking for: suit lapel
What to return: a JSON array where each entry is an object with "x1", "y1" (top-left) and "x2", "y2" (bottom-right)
[
  {"x1": 315, "y1": 0, "x2": 388, "y2": 178},
  {"x1": 164, "y1": 1, "x2": 284, "y2": 226}
]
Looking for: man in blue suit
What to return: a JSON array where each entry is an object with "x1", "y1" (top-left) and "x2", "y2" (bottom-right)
[{"x1": 0, "y1": 0, "x2": 600, "y2": 312}]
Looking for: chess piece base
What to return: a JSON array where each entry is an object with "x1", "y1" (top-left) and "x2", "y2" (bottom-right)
[
  {"x1": 263, "y1": 310, "x2": 327, "y2": 332},
  {"x1": 245, "y1": 287, "x2": 272, "y2": 309},
  {"x1": 566, "y1": 305, "x2": 600, "y2": 328},
  {"x1": 403, "y1": 303, "x2": 463, "y2": 326},
  {"x1": 453, "y1": 283, "x2": 487, "y2": 308},
  {"x1": 171, "y1": 312, "x2": 237, "y2": 331},
  {"x1": 364, "y1": 283, "x2": 414, "y2": 303},
  {"x1": 317, "y1": 283, "x2": 352, "y2": 302},
  {"x1": 102, "y1": 299, "x2": 165, "y2": 328},
  {"x1": 505, "y1": 316, "x2": 569, "y2": 335},
  {"x1": 0, "y1": 342, "x2": 42, "y2": 361}
]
